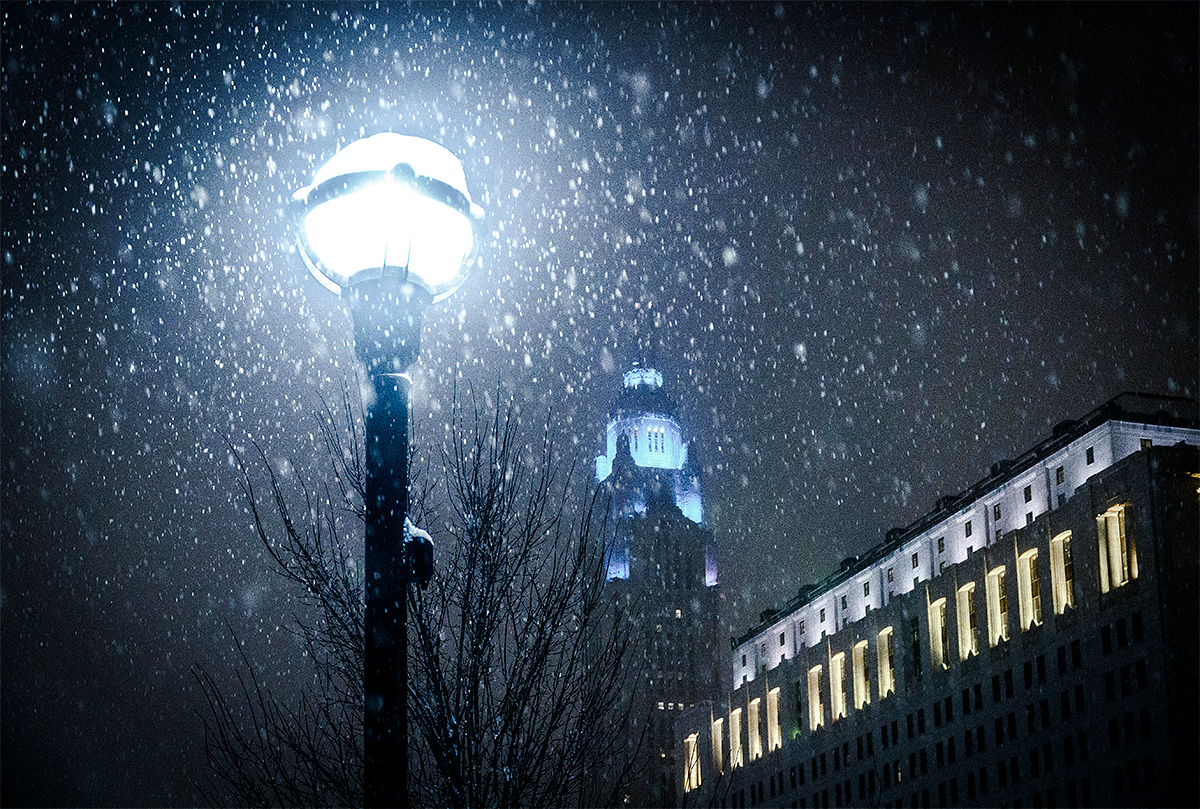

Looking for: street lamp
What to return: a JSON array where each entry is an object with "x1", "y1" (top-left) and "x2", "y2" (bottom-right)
[{"x1": 293, "y1": 133, "x2": 483, "y2": 808}]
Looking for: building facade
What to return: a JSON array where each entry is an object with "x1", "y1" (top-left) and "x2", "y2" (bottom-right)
[
  {"x1": 677, "y1": 394, "x2": 1199, "y2": 809},
  {"x1": 597, "y1": 365, "x2": 724, "y2": 808}
]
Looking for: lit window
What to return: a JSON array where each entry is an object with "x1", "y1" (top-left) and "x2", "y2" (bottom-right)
[
  {"x1": 1097, "y1": 504, "x2": 1137, "y2": 593},
  {"x1": 965, "y1": 520, "x2": 973, "y2": 538},
  {"x1": 748, "y1": 698, "x2": 763, "y2": 761},
  {"x1": 658, "y1": 701, "x2": 665, "y2": 710},
  {"x1": 986, "y1": 566, "x2": 1008, "y2": 646},
  {"x1": 1140, "y1": 437, "x2": 1152, "y2": 450},
  {"x1": 767, "y1": 687, "x2": 782, "y2": 751},
  {"x1": 676, "y1": 608, "x2": 682, "y2": 619},
  {"x1": 912, "y1": 552, "x2": 919, "y2": 569},
  {"x1": 1017, "y1": 549, "x2": 1042, "y2": 630},
  {"x1": 853, "y1": 640, "x2": 871, "y2": 710},
  {"x1": 711, "y1": 717, "x2": 724, "y2": 774},
  {"x1": 684, "y1": 733, "x2": 702, "y2": 792},
  {"x1": 929, "y1": 598, "x2": 949, "y2": 669},
  {"x1": 730, "y1": 708, "x2": 744, "y2": 769},
  {"x1": 830, "y1": 653, "x2": 848, "y2": 720},
  {"x1": 1050, "y1": 531, "x2": 1075, "y2": 614},
  {"x1": 877, "y1": 627, "x2": 896, "y2": 698},
  {"x1": 957, "y1": 583, "x2": 978, "y2": 660},
  {"x1": 807, "y1": 666, "x2": 824, "y2": 731}
]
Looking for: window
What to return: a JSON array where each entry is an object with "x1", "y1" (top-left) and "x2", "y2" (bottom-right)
[
  {"x1": 799, "y1": 620, "x2": 806, "y2": 635},
  {"x1": 1056, "y1": 465, "x2": 1064, "y2": 485},
  {"x1": 909, "y1": 616, "x2": 923, "y2": 681},
  {"x1": 820, "y1": 608, "x2": 826, "y2": 623},
  {"x1": 986, "y1": 567, "x2": 1008, "y2": 646},
  {"x1": 780, "y1": 631, "x2": 787, "y2": 647},
  {"x1": 994, "y1": 503, "x2": 1002, "y2": 521},
  {"x1": 929, "y1": 598, "x2": 949, "y2": 669},
  {"x1": 965, "y1": 520, "x2": 973, "y2": 538},
  {"x1": 830, "y1": 653, "x2": 848, "y2": 720},
  {"x1": 864, "y1": 581, "x2": 870, "y2": 597},
  {"x1": 749, "y1": 698, "x2": 763, "y2": 761},
  {"x1": 1050, "y1": 531, "x2": 1075, "y2": 613},
  {"x1": 684, "y1": 733, "x2": 701, "y2": 792},
  {"x1": 768, "y1": 687, "x2": 782, "y2": 752},
  {"x1": 1097, "y1": 504, "x2": 1137, "y2": 592},
  {"x1": 675, "y1": 608, "x2": 682, "y2": 619},
  {"x1": 742, "y1": 653, "x2": 747, "y2": 667},
  {"x1": 958, "y1": 583, "x2": 979, "y2": 659},
  {"x1": 1086, "y1": 446, "x2": 1094, "y2": 465},
  {"x1": 937, "y1": 536, "x2": 945, "y2": 553},
  {"x1": 1024, "y1": 485, "x2": 1032, "y2": 503},
  {"x1": 730, "y1": 708, "x2": 744, "y2": 769},
  {"x1": 712, "y1": 717, "x2": 724, "y2": 774},
  {"x1": 808, "y1": 666, "x2": 824, "y2": 731},
  {"x1": 887, "y1": 567, "x2": 894, "y2": 583},
  {"x1": 853, "y1": 641, "x2": 871, "y2": 710},
  {"x1": 1017, "y1": 549, "x2": 1042, "y2": 630},
  {"x1": 841, "y1": 595, "x2": 847, "y2": 611},
  {"x1": 1141, "y1": 437, "x2": 1152, "y2": 450},
  {"x1": 877, "y1": 627, "x2": 896, "y2": 698},
  {"x1": 912, "y1": 552, "x2": 919, "y2": 569}
]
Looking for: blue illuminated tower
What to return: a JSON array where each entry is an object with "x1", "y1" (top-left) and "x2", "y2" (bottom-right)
[{"x1": 596, "y1": 364, "x2": 723, "y2": 808}]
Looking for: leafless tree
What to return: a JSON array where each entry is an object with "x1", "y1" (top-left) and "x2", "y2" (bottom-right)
[{"x1": 195, "y1": 385, "x2": 638, "y2": 808}]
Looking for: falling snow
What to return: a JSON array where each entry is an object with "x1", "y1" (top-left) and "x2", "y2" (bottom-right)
[{"x1": 2, "y1": 4, "x2": 1196, "y2": 806}]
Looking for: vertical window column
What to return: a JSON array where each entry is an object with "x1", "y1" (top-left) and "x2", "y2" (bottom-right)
[
  {"x1": 853, "y1": 640, "x2": 871, "y2": 710},
  {"x1": 808, "y1": 666, "x2": 825, "y2": 731},
  {"x1": 1018, "y1": 549, "x2": 1042, "y2": 630},
  {"x1": 957, "y1": 583, "x2": 979, "y2": 660},
  {"x1": 986, "y1": 567, "x2": 1008, "y2": 646},
  {"x1": 1050, "y1": 531, "x2": 1075, "y2": 614},
  {"x1": 929, "y1": 598, "x2": 949, "y2": 669},
  {"x1": 684, "y1": 733, "x2": 701, "y2": 792},
  {"x1": 711, "y1": 717, "x2": 724, "y2": 775},
  {"x1": 768, "y1": 687, "x2": 782, "y2": 752},
  {"x1": 830, "y1": 653, "x2": 848, "y2": 720},
  {"x1": 749, "y1": 698, "x2": 763, "y2": 761},
  {"x1": 730, "y1": 708, "x2": 744, "y2": 769},
  {"x1": 877, "y1": 627, "x2": 896, "y2": 698},
  {"x1": 1097, "y1": 505, "x2": 1136, "y2": 593}
]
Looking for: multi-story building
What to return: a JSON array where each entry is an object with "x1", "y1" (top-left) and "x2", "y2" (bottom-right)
[
  {"x1": 676, "y1": 393, "x2": 1199, "y2": 809},
  {"x1": 597, "y1": 365, "x2": 724, "y2": 808}
]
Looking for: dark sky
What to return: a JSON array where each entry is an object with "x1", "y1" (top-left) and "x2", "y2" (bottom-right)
[{"x1": 2, "y1": 3, "x2": 1196, "y2": 806}]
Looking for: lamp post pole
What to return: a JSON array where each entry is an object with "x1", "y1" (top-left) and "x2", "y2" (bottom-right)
[{"x1": 293, "y1": 133, "x2": 481, "y2": 809}]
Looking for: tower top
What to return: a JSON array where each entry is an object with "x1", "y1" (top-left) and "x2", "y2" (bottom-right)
[{"x1": 624, "y1": 364, "x2": 663, "y2": 390}]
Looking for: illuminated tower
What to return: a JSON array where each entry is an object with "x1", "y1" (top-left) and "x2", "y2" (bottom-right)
[{"x1": 597, "y1": 364, "x2": 723, "y2": 809}]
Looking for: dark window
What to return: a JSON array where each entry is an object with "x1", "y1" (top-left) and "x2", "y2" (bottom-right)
[
  {"x1": 1105, "y1": 671, "x2": 1116, "y2": 701},
  {"x1": 1063, "y1": 735, "x2": 1074, "y2": 766},
  {"x1": 998, "y1": 759, "x2": 1008, "y2": 789},
  {"x1": 1078, "y1": 730, "x2": 1089, "y2": 761},
  {"x1": 1043, "y1": 743, "x2": 1054, "y2": 774},
  {"x1": 1135, "y1": 659, "x2": 1147, "y2": 690},
  {"x1": 1057, "y1": 646, "x2": 1067, "y2": 675},
  {"x1": 934, "y1": 702, "x2": 942, "y2": 727},
  {"x1": 1117, "y1": 618, "x2": 1128, "y2": 649},
  {"x1": 1140, "y1": 706, "x2": 1151, "y2": 739},
  {"x1": 834, "y1": 746, "x2": 840, "y2": 770},
  {"x1": 792, "y1": 767, "x2": 798, "y2": 789},
  {"x1": 1024, "y1": 660, "x2": 1033, "y2": 689},
  {"x1": 1027, "y1": 704, "x2": 1038, "y2": 735},
  {"x1": 995, "y1": 717, "x2": 1005, "y2": 746},
  {"x1": 1101, "y1": 625, "x2": 1112, "y2": 655},
  {"x1": 821, "y1": 753, "x2": 827, "y2": 776},
  {"x1": 977, "y1": 725, "x2": 986, "y2": 753},
  {"x1": 1008, "y1": 712, "x2": 1017, "y2": 740},
  {"x1": 1040, "y1": 698, "x2": 1050, "y2": 729},
  {"x1": 967, "y1": 772, "x2": 976, "y2": 800},
  {"x1": 936, "y1": 741, "x2": 944, "y2": 767},
  {"x1": 1108, "y1": 718, "x2": 1119, "y2": 750},
  {"x1": 962, "y1": 689, "x2": 971, "y2": 716},
  {"x1": 980, "y1": 767, "x2": 989, "y2": 795},
  {"x1": 1030, "y1": 748, "x2": 1040, "y2": 778},
  {"x1": 1120, "y1": 665, "x2": 1132, "y2": 697},
  {"x1": 1132, "y1": 610, "x2": 1143, "y2": 642},
  {"x1": 909, "y1": 752, "x2": 917, "y2": 779},
  {"x1": 994, "y1": 504, "x2": 1002, "y2": 521},
  {"x1": 1060, "y1": 691, "x2": 1071, "y2": 720},
  {"x1": 908, "y1": 714, "x2": 914, "y2": 739},
  {"x1": 893, "y1": 721, "x2": 899, "y2": 746},
  {"x1": 1124, "y1": 711, "x2": 1136, "y2": 745},
  {"x1": 918, "y1": 709, "x2": 926, "y2": 734},
  {"x1": 993, "y1": 675, "x2": 1002, "y2": 703},
  {"x1": 1037, "y1": 654, "x2": 1046, "y2": 684},
  {"x1": 965, "y1": 520, "x2": 972, "y2": 538},
  {"x1": 1024, "y1": 485, "x2": 1032, "y2": 503},
  {"x1": 1144, "y1": 755, "x2": 1155, "y2": 786},
  {"x1": 920, "y1": 749, "x2": 928, "y2": 775},
  {"x1": 1056, "y1": 466, "x2": 1064, "y2": 485},
  {"x1": 1086, "y1": 447, "x2": 1094, "y2": 465},
  {"x1": 965, "y1": 729, "x2": 974, "y2": 756},
  {"x1": 1128, "y1": 759, "x2": 1140, "y2": 792},
  {"x1": 1112, "y1": 765, "x2": 1123, "y2": 797},
  {"x1": 1011, "y1": 754, "x2": 1021, "y2": 784},
  {"x1": 949, "y1": 738, "x2": 956, "y2": 764},
  {"x1": 1074, "y1": 684, "x2": 1085, "y2": 714},
  {"x1": 945, "y1": 697, "x2": 953, "y2": 723},
  {"x1": 1006, "y1": 669, "x2": 1014, "y2": 698},
  {"x1": 868, "y1": 731, "x2": 874, "y2": 757},
  {"x1": 975, "y1": 683, "x2": 983, "y2": 710},
  {"x1": 781, "y1": 631, "x2": 787, "y2": 647},
  {"x1": 1071, "y1": 640, "x2": 1082, "y2": 669}
]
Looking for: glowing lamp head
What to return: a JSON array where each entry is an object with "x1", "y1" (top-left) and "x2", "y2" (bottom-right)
[{"x1": 294, "y1": 133, "x2": 483, "y2": 301}]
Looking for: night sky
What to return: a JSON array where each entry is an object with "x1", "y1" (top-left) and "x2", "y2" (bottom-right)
[{"x1": 2, "y1": 3, "x2": 1196, "y2": 806}]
